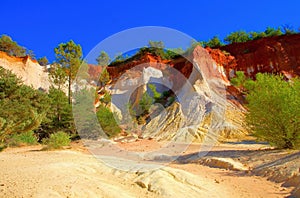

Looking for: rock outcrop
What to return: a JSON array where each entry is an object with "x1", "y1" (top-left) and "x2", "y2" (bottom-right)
[
  {"x1": 142, "y1": 46, "x2": 247, "y2": 142},
  {"x1": 108, "y1": 45, "x2": 247, "y2": 143},
  {"x1": 220, "y1": 33, "x2": 300, "y2": 78},
  {"x1": 0, "y1": 51, "x2": 51, "y2": 91}
]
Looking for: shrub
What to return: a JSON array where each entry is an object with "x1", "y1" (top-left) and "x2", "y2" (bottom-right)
[
  {"x1": 42, "y1": 131, "x2": 71, "y2": 149},
  {"x1": 0, "y1": 67, "x2": 50, "y2": 142},
  {"x1": 230, "y1": 71, "x2": 255, "y2": 92},
  {"x1": 8, "y1": 131, "x2": 38, "y2": 147},
  {"x1": 246, "y1": 73, "x2": 300, "y2": 149},
  {"x1": 96, "y1": 105, "x2": 121, "y2": 138}
]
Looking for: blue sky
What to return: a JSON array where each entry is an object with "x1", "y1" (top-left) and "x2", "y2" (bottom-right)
[{"x1": 1, "y1": 0, "x2": 300, "y2": 62}]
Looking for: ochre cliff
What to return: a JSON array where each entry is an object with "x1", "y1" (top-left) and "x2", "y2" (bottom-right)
[
  {"x1": 107, "y1": 53, "x2": 172, "y2": 81},
  {"x1": 0, "y1": 51, "x2": 51, "y2": 91},
  {"x1": 220, "y1": 34, "x2": 300, "y2": 78}
]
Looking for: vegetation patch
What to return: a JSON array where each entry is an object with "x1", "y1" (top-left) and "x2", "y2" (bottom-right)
[{"x1": 42, "y1": 131, "x2": 71, "y2": 150}]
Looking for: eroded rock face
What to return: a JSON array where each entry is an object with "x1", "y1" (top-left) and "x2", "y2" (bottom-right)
[
  {"x1": 141, "y1": 46, "x2": 247, "y2": 142},
  {"x1": 108, "y1": 45, "x2": 248, "y2": 142},
  {"x1": 0, "y1": 51, "x2": 51, "y2": 91},
  {"x1": 220, "y1": 34, "x2": 300, "y2": 78}
]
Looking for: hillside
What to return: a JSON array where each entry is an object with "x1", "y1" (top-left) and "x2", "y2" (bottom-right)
[{"x1": 0, "y1": 51, "x2": 51, "y2": 91}]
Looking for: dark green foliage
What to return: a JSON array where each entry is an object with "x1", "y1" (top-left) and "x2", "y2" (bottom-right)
[
  {"x1": 246, "y1": 73, "x2": 300, "y2": 149},
  {"x1": 42, "y1": 131, "x2": 71, "y2": 149},
  {"x1": 96, "y1": 105, "x2": 121, "y2": 138},
  {"x1": 38, "y1": 56, "x2": 49, "y2": 66},
  {"x1": 96, "y1": 51, "x2": 111, "y2": 66},
  {"x1": 38, "y1": 87, "x2": 74, "y2": 138},
  {"x1": 0, "y1": 35, "x2": 26, "y2": 57},
  {"x1": 0, "y1": 67, "x2": 50, "y2": 142}
]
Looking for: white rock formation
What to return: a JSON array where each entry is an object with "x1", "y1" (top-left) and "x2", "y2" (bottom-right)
[{"x1": 0, "y1": 52, "x2": 51, "y2": 91}]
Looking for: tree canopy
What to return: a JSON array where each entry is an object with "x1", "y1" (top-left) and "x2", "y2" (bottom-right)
[
  {"x1": 0, "y1": 35, "x2": 26, "y2": 57},
  {"x1": 231, "y1": 72, "x2": 300, "y2": 149},
  {"x1": 54, "y1": 40, "x2": 82, "y2": 104},
  {"x1": 96, "y1": 51, "x2": 110, "y2": 66},
  {"x1": 0, "y1": 67, "x2": 49, "y2": 141}
]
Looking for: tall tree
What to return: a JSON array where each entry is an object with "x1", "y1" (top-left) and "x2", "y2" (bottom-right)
[
  {"x1": 0, "y1": 35, "x2": 26, "y2": 57},
  {"x1": 54, "y1": 40, "x2": 82, "y2": 104},
  {"x1": 96, "y1": 51, "x2": 110, "y2": 66}
]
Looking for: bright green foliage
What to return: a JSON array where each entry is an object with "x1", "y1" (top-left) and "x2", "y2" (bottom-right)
[
  {"x1": 250, "y1": 31, "x2": 267, "y2": 40},
  {"x1": 230, "y1": 71, "x2": 255, "y2": 92},
  {"x1": 0, "y1": 67, "x2": 49, "y2": 142},
  {"x1": 96, "y1": 105, "x2": 121, "y2": 138},
  {"x1": 203, "y1": 36, "x2": 224, "y2": 48},
  {"x1": 38, "y1": 56, "x2": 49, "y2": 66},
  {"x1": 96, "y1": 51, "x2": 111, "y2": 66},
  {"x1": 230, "y1": 71, "x2": 247, "y2": 87},
  {"x1": 224, "y1": 31, "x2": 251, "y2": 44},
  {"x1": 148, "y1": 84, "x2": 161, "y2": 100},
  {"x1": 139, "y1": 92, "x2": 154, "y2": 115},
  {"x1": 246, "y1": 73, "x2": 300, "y2": 149},
  {"x1": 0, "y1": 35, "x2": 26, "y2": 57},
  {"x1": 100, "y1": 92, "x2": 111, "y2": 105},
  {"x1": 42, "y1": 131, "x2": 71, "y2": 149},
  {"x1": 8, "y1": 131, "x2": 38, "y2": 147},
  {"x1": 54, "y1": 40, "x2": 83, "y2": 104},
  {"x1": 264, "y1": 27, "x2": 284, "y2": 37},
  {"x1": 99, "y1": 68, "x2": 111, "y2": 86}
]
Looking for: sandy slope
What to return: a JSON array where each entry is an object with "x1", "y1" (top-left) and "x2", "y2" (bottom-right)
[{"x1": 0, "y1": 143, "x2": 295, "y2": 198}]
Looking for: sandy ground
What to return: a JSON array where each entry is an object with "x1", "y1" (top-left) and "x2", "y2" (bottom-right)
[{"x1": 0, "y1": 140, "x2": 297, "y2": 198}]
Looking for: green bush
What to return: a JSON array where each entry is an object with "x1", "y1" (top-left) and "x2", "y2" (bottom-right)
[
  {"x1": 96, "y1": 105, "x2": 121, "y2": 138},
  {"x1": 246, "y1": 73, "x2": 300, "y2": 149},
  {"x1": 8, "y1": 131, "x2": 38, "y2": 147},
  {"x1": 230, "y1": 71, "x2": 255, "y2": 92},
  {"x1": 0, "y1": 67, "x2": 50, "y2": 142},
  {"x1": 42, "y1": 131, "x2": 71, "y2": 149}
]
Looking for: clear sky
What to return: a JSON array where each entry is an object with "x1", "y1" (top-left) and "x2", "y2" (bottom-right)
[{"x1": 1, "y1": 0, "x2": 300, "y2": 62}]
